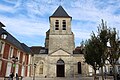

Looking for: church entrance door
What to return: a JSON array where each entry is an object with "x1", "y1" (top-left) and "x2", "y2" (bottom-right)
[{"x1": 56, "y1": 59, "x2": 65, "y2": 77}]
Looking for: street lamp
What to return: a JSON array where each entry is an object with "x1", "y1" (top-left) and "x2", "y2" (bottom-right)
[
  {"x1": 11, "y1": 56, "x2": 18, "y2": 64},
  {"x1": 11, "y1": 56, "x2": 18, "y2": 72},
  {"x1": 33, "y1": 63, "x2": 36, "y2": 80}
]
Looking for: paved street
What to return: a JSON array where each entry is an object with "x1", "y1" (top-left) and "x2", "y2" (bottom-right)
[{"x1": 0, "y1": 75, "x2": 113, "y2": 80}]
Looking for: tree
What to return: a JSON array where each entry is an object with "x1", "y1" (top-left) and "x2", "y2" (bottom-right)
[
  {"x1": 98, "y1": 20, "x2": 120, "y2": 80},
  {"x1": 97, "y1": 19, "x2": 109, "y2": 80},
  {"x1": 84, "y1": 33, "x2": 104, "y2": 80},
  {"x1": 92, "y1": 20, "x2": 120, "y2": 80},
  {"x1": 107, "y1": 28, "x2": 120, "y2": 80},
  {"x1": 94, "y1": 19, "x2": 120, "y2": 80},
  {"x1": 84, "y1": 19, "x2": 120, "y2": 80}
]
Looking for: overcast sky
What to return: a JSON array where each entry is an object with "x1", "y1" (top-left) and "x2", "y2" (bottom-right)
[{"x1": 0, "y1": 0, "x2": 120, "y2": 47}]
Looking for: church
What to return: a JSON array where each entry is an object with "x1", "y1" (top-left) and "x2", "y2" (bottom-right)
[{"x1": 30, "y1": 6, "x2": 90, "y2": 78}]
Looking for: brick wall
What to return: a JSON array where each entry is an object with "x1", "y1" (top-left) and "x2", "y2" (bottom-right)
[
  {"x1": 0, "y1": 43, "x2": 10, "y2": 77},
  {"x1": 0, "y1": 41, "x2": 31, "y2": 78}
]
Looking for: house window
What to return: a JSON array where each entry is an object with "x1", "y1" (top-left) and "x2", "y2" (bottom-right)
[
  {"x1": 55, "y1": 20, "x2": 59, "y2": 30},
  {"x1": 62, "y1": 20, "x2": 66, "y2": 30},
  {"x1": 40, "y1": 49, "x2": 46, "y2": 53},
  {"x1": 0, "y1": 41, "x2": 4, "y2": 54},
  {"x1": 17, "y1": 51, "x2": 20, "y2": 61},
  {"x1": 9, "y1": 47, "x2": 13, "y2": 58},
  {"x1": 23, "y1": 55, "x2": 25, "y2": 62}
]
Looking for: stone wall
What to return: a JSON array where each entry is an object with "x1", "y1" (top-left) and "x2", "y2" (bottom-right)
[
  {"x1": 32, "y1": 53, "x2": 90, "y2": 78},
  {"x1": 46, "y1": 56, "x2": 73, "y2": 77},
  {"x1": 48, "y1": 34, "x2": 75, "y2": 54},
  {"x1": 50, "y1": 18, "x2": 72, "y2": 35}
]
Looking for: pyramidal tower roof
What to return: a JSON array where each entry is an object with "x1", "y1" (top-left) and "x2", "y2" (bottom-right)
[{"x1": 50, "y1": 6, "x2": 71, "y2": 18}]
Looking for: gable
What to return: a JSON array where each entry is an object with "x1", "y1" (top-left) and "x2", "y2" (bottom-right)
[{"x1": 50, "y1": 49, "x2": 70, "y2": 56}]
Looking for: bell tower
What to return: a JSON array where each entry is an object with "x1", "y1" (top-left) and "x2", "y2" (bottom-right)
[
  {"x1": 49, "y1": 6, "x2": 72, "y2": 35},
  {"x1": 46, "y1": 6, "x2": 75, "y2": 54}
]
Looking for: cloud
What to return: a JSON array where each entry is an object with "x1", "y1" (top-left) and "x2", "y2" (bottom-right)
[
  {"x1": 0, "y1": 0, "x2": 120, "y2": 46},
  {"x1": 69, "y1": 0, "x2": 120, "y2": 35},
  {"x1": 0, "y1": 15, "x2": 49, "y2": 36},
  {"x1": 3, "y1": 0, "x2": 17, "y2": 4},
  {"x1": 0, "y1": 4, "x2": 14, "y2": 12},
  {"x1": 0, "y1": 14, "x2": 49, "y2": 46}
]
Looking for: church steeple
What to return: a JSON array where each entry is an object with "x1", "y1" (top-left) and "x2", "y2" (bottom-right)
[
  {"x1": 50, "y1": 6, "x2": 71, "y2": 18},
  {"x1": 48, "y1": 6, "x2": 75, "y2": 54},
  {"x1": 49, "y1": 6, "x2": 72, "y2": 35}
]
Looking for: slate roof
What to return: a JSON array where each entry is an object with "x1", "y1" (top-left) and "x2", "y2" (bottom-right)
[
  {"x1": 0, "y1": 22, "x2": 5, "y2": 27},
  {"x1": 0, "y1": 27, "x2": 32, "y2": 54},
  {"x1": 73, "y1": 46, "x2": 84, "y2": 54},
  {"x1": 21, "y1": 43, "x2": 33, "y2": 53},
  {"x1": 30, "y1": 46, "x2": 48, "y2": 54},
  {"x1": 50, "y1": 6, "x2": 71, "y2": 18}
]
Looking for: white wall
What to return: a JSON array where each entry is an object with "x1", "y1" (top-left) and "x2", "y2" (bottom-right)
[
  {"x1": 15, "y1": 64, "x2": 19, "y2": 74},
  {"x1": 6, "y1": 62, "x2": 12, "y2": 76},
  {"x1": 21, "y1": 66, "x2": 25, "y2": 76}
]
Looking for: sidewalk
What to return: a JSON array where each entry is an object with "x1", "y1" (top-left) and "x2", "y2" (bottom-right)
[
  {"x1": 22, "y1": 76, "x2": 113, "y2": 80},
  {"x1": 0, "y1": 76, "x2": 113, "y2": 80}
]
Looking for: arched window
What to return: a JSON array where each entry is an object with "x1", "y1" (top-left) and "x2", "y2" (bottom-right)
[
  {"x1": 57, "y1": 58, "x2": 64, "y2": 65},
  {"x1": 55, "y1": 20, "x2": 59, "y2": 30},
  {"x1": 78, "y1": 62, "x2": 82, "y2": 74},
  {"x1": 39, "y1": 62, "x2": 43, "y2": 74},
  {"x1": 62, "y1": 20, "x2": 66, "y2": 30}
]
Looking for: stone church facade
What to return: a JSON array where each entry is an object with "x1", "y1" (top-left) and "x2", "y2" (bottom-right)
[{"x1": 30, "y1": 6, "x2": 90, "y2": 78}]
